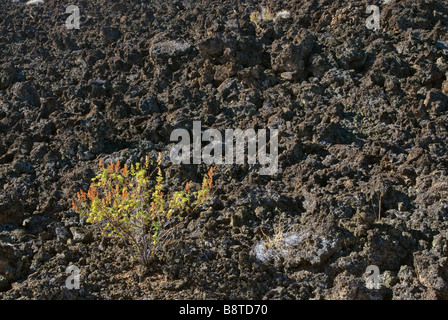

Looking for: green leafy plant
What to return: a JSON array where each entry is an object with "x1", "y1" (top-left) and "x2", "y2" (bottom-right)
[{"x1": 72, "y1": 154, "x2": 213, "y2": 268}]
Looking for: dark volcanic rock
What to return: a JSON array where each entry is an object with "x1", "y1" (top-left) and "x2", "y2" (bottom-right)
[{"x1": 1, "y1": 0, "x2": 448, "y2": 301}]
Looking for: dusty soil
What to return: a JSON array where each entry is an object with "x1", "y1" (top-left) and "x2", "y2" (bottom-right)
[{"x1": 1, "y1": 0, "x2": 448, "y2": 300}]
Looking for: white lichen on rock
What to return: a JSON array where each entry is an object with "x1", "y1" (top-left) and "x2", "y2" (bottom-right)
[
  {"x1": 25, "y1": 0, "x2": 44, "y2": 5},
  {"x1": 275, "y1": 10, "x2": 291, "y2": 20}
]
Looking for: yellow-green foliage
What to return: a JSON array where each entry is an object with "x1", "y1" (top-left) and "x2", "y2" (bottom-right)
[{"x1": 73, "y1": 154, "x2": 213, "y2": 267}]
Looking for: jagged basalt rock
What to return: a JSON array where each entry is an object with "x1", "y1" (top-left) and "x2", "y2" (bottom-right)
[{"x1": 1, "y1": 0, "x2": 448, "y2": 300}]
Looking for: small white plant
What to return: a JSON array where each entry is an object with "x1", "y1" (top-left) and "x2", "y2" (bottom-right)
[
  {"x1": 250, "y1": 7, "x2": 291, "y2": 29},
  {"x1": 250, "y1": 6, "x2": 275, "y2": 29},
  {"x1": 253, "y1": 221, "x2": 301, "y2": 262}
]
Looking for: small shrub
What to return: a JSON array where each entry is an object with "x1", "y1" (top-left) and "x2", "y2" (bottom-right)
[
  {"x1": 72, "y1": 154, "x2": 213, "y2": 268},
  {"x1": 253, "y1": 221, "x2": 301, "y2": 262},
  {"x1": 250, "y1": 6, "x2": 275, "y2": 29},
  {"x1": 250, "y1": 6, "x2": 291, "y2": 30}
]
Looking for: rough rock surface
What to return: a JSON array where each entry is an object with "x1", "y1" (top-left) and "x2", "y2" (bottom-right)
[{"x1": 0, "y1": 0, "x2": 448, "y2": 299}]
